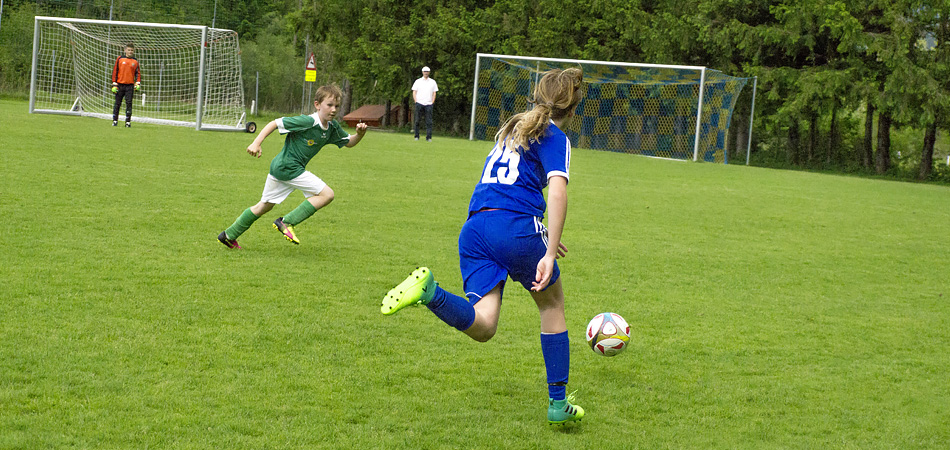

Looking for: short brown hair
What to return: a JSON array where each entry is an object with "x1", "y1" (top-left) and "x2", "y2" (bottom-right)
[{"x1": 314, "y1": 84, "x2": 343, "y2": 104}]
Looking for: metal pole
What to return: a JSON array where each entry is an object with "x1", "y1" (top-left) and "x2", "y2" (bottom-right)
[
  {"x1": 301, "y1": 37, "x2": 308, "y2": 113},
  {"x1": 157, "y1": 61, "x2": 164, "y2": 111},
  {"x1": 692, "y1": 68, "x2": 707, "y2": 162},
  {"x1": 29, "y1": 16, "x2": 40, "y2": 113},
  {"x1": 254, "y1": 71, "x2": 259, "y2": 115},
  {"x1": 49, "y1": 50, "x2": 55, "y2": 104},
  {"x1": 1, "y1": 0, "x2": 5, "y2": 35},
  {"x1": 533, "y1": 61, "x2": 540, "y2": 106},
  {"x1": 745, "y1": 76, "x2": 758, "y2": 165},
  {"x1": 469, "y1": 54, "x2": 482, "y2": 140},
  {"x1": 108, "y1": 0, "x2": 113, "y2": 43},
  {"x1": 196, "y1": 26, "x2": 208, "y2": 129},
  {"x1": 212, "y1": 0, "x2": 217, "y2": 28}
]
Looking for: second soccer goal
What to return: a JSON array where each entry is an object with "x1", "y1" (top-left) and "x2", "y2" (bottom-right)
[
  {"x1": 469, "y1": 54, "x2": 753, "y2": 163},
  {"x1": 30, "y1": 16, "x2": 249, "y2": 131}
]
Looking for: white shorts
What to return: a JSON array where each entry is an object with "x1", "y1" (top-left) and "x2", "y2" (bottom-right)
[{"x1": 260, "y1": 172, "x2": 326, "y2": 204}]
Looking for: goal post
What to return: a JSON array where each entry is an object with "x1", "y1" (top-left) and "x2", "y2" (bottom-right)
[
  {"x1": 469, "y1": 54, "x2": 754, "y2": 163},
  {"x1": 30, "y1": 16, "x2": 248, "y2": 131}
]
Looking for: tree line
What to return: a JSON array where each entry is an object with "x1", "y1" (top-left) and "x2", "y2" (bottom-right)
[{"x1": 1, "y1": 0, "x2": 948, "y2": 182}]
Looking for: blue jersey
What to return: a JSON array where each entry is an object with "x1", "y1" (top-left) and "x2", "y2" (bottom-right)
[{"x1": 468, "y1": 122, "x2": 571, "y2": 218}]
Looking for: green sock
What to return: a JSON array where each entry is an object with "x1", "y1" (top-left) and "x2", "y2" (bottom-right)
[
  {"x1": 283, "y1": 200, "x2": 317, "y2": 226},
  {"x1": 225, "y1": 208, "x2": 260, "y2": 240}
]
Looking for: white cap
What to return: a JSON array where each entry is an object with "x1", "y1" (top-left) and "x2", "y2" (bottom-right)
[{"x1": 422, "y1": 66, "x2": 430, "y2": 73}]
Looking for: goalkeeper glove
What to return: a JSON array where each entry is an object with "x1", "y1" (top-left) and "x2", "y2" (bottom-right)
[
  {"x1": 111, "y1": 86, "x2": 118, "y2": 93},
  {"x1": 134, "y1": 84, "x2": 140, "y2": 91}
]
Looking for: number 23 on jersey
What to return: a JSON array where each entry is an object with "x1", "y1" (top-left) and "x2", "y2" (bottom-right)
[{"x1": 480, "y1": 145, "x2": 521, "y2": 185}]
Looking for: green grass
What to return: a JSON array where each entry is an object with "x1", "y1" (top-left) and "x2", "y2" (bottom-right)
[{"x1": 1, "y1": 98, "x2": 949, "y2": 449}]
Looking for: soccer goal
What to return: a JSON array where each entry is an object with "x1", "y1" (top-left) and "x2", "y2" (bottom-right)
[
  {"x1": 469, "y1": 54, "x2": 755, "y2": 163},
  {"x1": 29, "y1": 16, "x2": 250, "y2": 131}
]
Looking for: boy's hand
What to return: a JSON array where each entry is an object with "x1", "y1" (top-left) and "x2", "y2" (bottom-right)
[
  {"x1": 111, "y1": 86, "x2": 118, "y2": 93},
  {"x1": 355, "y1": 122, "x2": 368, "y2": 136},
  {"x1": 247, "y1": 143, "x2": 262, "y2": 158},
  {"x1": 134, "y1": 83, "x2": 141, "y2": 91}
]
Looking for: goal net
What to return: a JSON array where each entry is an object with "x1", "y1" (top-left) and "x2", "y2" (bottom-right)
[
  {"x1": 469, "y1": 54, "x2": 752, "y2": 163},
  {"x1": 30, "y1": 16, "x2": 247, "y2": 131}
]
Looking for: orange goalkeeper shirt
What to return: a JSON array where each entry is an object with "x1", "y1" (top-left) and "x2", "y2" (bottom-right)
[{"x1": 112, "y1": 56, "x2": 141, "y2": 84}]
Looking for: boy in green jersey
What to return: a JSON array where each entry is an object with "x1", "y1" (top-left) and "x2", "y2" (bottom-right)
[{"x1": 218, "y1": 85, "x2": 368, "y2": 249}]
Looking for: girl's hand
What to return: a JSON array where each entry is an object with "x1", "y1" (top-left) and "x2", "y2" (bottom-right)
[
  {"x1": 531, "y1": 255, "x2": 557, "y2": 292},
  {"x1": 555, "y1": 242, "x2": 568, "y2": 259},
  {"x1": 247, "y1": 143, "x2": 262, "y2": 158}
]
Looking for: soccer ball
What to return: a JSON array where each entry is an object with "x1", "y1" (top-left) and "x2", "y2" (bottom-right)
[{"x1": 586, "y1": 312, "x2": 630, "y2": 357}]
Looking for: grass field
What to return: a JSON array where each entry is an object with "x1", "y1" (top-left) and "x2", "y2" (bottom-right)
[{"x1": 2, "y1": 98, "x2": 949, "y2": 449}]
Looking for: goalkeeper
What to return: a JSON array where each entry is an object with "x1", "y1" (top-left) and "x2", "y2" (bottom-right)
[
  {"x1": 111, "y1": 43, "x2": 141, "y2": 127},
  {"x1": 217, "y1": 84, "x2": 368, "y2": 249}
]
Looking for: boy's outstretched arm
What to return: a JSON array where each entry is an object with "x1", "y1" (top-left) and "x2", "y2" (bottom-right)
[
  {"x1": 247, "y1": 120, "x2": 278, "y2": 157},
  {"x1": 345, "y1": 122, "x2": 369, "y2": 148}
]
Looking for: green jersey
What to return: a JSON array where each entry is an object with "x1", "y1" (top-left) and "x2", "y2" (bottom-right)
[{"x1": 269, "y1": 113, "x2": 350, "y2": 180}]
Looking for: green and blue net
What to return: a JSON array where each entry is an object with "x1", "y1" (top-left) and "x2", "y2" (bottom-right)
[{"x1": 472, "y1": 56, "x2": 750, "y2": 163}]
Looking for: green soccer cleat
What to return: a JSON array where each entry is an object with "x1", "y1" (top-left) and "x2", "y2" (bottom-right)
[
  {"x1": 381, "y1": 267, "x2": 437, "y2": 315},
  {"x1": 548, "y1": 395, "x2": 585, "y2": 427},
  {"x1": 273, "y1": 217, "x2": 299, "y2": 245}
]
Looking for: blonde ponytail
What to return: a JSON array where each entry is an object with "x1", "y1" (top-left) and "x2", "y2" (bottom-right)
[{"x1": 494, "y1": 68, "x2": 583, "y2": 151}]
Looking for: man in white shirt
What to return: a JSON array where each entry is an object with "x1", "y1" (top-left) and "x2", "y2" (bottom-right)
[{"x1": 412, "y1": 66, "x2": 439, "y2": 142}]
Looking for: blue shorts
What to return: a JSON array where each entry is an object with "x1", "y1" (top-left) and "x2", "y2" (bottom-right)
[{"x1": 458, "y1": 209, "x2": 560, "y2": 303}]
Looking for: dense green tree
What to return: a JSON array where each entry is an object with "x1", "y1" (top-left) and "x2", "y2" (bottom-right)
[
  {"x1": 904, "y1": 1, "x2": 950, "y2": 180},
  {"x1": 2, "y1": 0, "x2": 948, "y2": 180},
  {"x1": 746, "y1": 1, "x2": 866, "y2": 167},
  {"x1": 297, "y1": 0, "x2": 498, "y2": 131},
  {"x1": 0, "y1": 3, "x2": 37, "y2": 92}
]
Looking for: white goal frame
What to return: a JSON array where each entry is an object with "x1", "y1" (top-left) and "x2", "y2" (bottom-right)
[
  {"x1": 470, "y1": 53, "x2": 756, "y2": 163},
  {"x1": 29, "y1": 16, "x2": 248, "y2": 131}
]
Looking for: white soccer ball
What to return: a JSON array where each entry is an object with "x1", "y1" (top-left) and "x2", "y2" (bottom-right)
[{"x1": 585, "y1": 312, "x2": 630, "y2": 357}]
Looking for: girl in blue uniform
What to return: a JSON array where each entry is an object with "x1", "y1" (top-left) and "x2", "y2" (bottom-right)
[{"x1": 381, "y1": 68, "x2": 585, "y2": 426}]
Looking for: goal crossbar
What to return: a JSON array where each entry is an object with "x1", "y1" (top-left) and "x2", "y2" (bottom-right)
[
  {"x1": 474, "y1": 52, "x2": 707, "y2": 72},
  {"x1": 33, "y1": 16, "x2": 208, "y2": 31}
]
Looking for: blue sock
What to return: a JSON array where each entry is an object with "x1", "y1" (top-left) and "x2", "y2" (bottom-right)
[
  {"x1": 540, "y1": 331, "x2": 569, "y2": 400},
  {"x1": 426, "y1": 286, "x2": 476, "y2": 331}
]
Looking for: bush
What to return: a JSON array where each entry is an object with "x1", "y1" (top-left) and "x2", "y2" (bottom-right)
[
  {"x1": 0, "y1": 4, "x2": 40, "y2": 95},
  {"x1": 930, "y1": 159, "x2": 950, "y2": 184}
]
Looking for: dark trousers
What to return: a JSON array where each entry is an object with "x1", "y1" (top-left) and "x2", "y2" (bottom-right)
[
  {"x1": 413, "y1": 103, "x2": 433, "y2": 139},
  {"x1": 112, "y1": 84, "x2": 134, "y2": 122}
]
